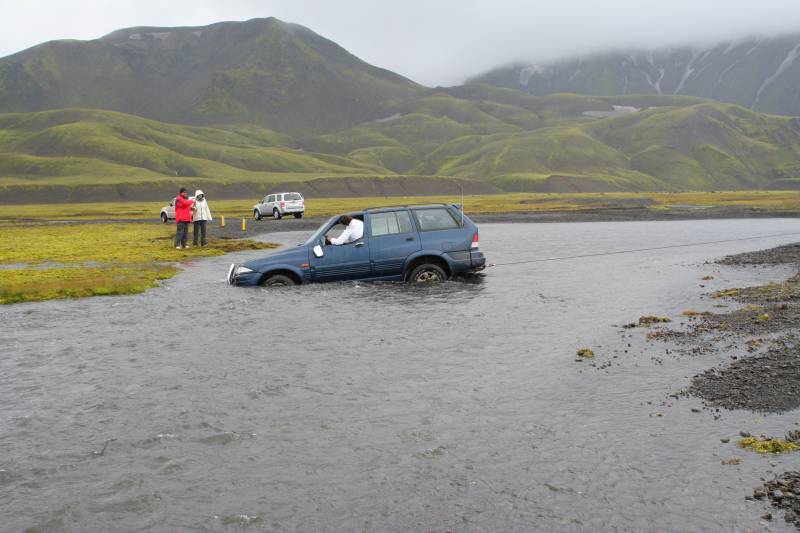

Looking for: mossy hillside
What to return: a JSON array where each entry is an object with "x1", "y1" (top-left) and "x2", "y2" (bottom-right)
[
  {"x1": 587, "y1": 103, "x2": 800, "y2": 189},
  {"x1": 3, "y1": 96, "x2": 800, "y2": 193},
  {"x1": 0, "y1": 109, "x2": 388, "y2": 185}
]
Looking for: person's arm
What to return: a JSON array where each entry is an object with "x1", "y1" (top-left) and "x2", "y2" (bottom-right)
[{"x1": 330, "y1": 225, "x2": 354, "y2": 245}]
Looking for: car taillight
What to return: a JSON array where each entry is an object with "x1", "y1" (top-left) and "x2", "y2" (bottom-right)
[
  {"x1": 280, "y1": 201, "x2": 285, "y2": 207},
  {"x1": 471, "y1": 230, "x2": 479, "y2": 249}
]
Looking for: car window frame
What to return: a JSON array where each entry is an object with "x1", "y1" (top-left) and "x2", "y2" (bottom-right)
[
  {"x1": 411, "y1": 207, "x2": 461, "y2": 232},
  {"x1": 368, "y1": 209, "x2": 414, "y2": 238},
  {"x1": 267, "y1": 195, "x2": 275, "y2": 203}
]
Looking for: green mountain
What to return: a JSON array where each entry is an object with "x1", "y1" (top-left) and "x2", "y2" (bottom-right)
[
  {"x1": 470, "y1": 34, "x2": 800, "y2": 117},
  {"x1": 0, "y1": 108, "x2": 390, "y2": 184},
  {"x1": 302, "y1": 89, "x2": 800, "y2": 191},
  {"x1": 0, "y1": 18, "x2": 421, "y2": 136},
  {"x1": 2, "y1": 92, "x2": 799, "y2": 199},
  {"x1": 1, "y1": 18, "x2": 799, "y2": 199}
]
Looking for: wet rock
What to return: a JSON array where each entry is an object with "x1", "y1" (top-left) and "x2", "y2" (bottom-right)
[
  {"x1": 721, "y1": 438, "x2": 730, "y2": 443},
  {"x1": 718, "y1": 243, "x2": 800, "y2": 266},
  {"x1": 687, "y1": 336, "x2": 800, "y2": 413},
  {"x1": 753, "y1": 471, "x2": 800, "y2": 528}
]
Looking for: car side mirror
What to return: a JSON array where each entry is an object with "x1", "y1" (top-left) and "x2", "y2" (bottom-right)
[{"x1": 313, "y1": 244, "x2": 324, "y2": 258}]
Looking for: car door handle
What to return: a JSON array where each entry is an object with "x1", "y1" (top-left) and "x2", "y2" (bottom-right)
[
  {"x1": 405, "y1": 236, "x2": 414, "y2": 241},
  {"x1": 355, "y1": 242, "x2": 365, "y2": 247}
]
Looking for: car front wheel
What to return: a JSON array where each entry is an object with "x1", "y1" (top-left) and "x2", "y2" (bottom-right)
[
  {"x1": 294, "y1": 213, "x2": 303, "y2": 219},
  {"x1": 408, "y1": 263, "x2": 447, "y2": 283},
  {"x1": 161, "y1": 213, "x2": 168, "y2": 223},
  {"x1": 254, "y1": 210, "x2": 262, "y2": 221},
  {"x1": 263, "y1": 274, "x2": 295, "y2": 286},
  {"x1": 273, "y1": 208, "x2": 282, "y2": 220}
]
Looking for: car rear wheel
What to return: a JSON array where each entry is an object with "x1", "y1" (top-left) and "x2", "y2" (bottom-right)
[
  {"x1": 254, "y1": 209, "x2": 262, "y2": 221},
  {"x1": 273, "y1": 208, "x2": 282, "y2": 220},
  {"x1": 408, "y1": 263, "x2": 447, "y2": 283},
  {"x1": 294, "y1": 213, "x2": 303, "y2": 219},
  {"x1": 160, "y1": 213, "x2": 168, "y2": 223},
  {"x1": 263, "y1": 274, "x2": 295, "y2": 287}
]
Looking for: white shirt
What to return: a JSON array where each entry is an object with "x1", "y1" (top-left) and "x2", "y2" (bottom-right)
[{"x1": 330, "y1": 219, "x2": 364, "y2": 245}]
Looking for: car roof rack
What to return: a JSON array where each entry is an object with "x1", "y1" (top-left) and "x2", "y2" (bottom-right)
[{"x1": 362, "y1": 203, "x2": 453, "y2": 212}]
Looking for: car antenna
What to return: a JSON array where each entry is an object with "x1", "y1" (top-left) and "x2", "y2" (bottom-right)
[{"x1": 459, "y1": 180, "x2": 464, "y2": 226}]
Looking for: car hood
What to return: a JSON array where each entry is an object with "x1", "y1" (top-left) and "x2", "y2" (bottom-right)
[{"x1": 243, "y1": 246, "x2": 308, "y2": 271}]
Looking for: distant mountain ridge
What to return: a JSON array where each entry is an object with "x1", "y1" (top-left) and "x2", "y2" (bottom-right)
[
  {"x1": 0, "y1": 18, "x2": 421, "y2": 136},
  {"x1": 2, "y1": 18, "x2": 800, "y2": 199},
  {"x1": 471, "y1": 34, "x2": 800, "y2": 117}
]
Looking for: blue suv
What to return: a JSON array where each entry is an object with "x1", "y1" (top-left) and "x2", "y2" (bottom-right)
[{"x1": 227, "y1": 204, "x2": 486, "y2": 286}]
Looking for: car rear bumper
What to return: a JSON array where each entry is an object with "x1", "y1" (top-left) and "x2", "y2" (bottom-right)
[
  {"x1": 281, "y1": 206, "x2": 304, "y2": 213},
  {"x1": 445, "y1": 250, "x2": 486, "y2": 275}
]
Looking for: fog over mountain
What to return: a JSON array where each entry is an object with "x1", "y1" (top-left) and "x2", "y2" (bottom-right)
[
  {"x1": 3, "y1": 0, "x2": 800, "y2": 86},
  {"x1": 471, "y1": 33, "x2": 800, "y2": 116}
]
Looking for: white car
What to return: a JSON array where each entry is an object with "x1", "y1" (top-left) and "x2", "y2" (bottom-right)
[
  {"x1": 253, "y1": 192, "x2": 305, "y2": 220},
  {"x1": 160, "y1": 198, "x2": 176, "y2": 223}
]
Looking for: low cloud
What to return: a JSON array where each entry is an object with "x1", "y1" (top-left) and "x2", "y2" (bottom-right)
[{"x1": 3, "y1": 0, "x2": 800, "y2": 86}]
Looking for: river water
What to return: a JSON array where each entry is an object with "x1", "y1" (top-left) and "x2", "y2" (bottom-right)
[{"x1": 2, "y1": 219, "x2": 800, "y2": 532}]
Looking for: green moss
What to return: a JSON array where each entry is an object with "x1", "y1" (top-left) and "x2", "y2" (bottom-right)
[
  {"x1": 638, "y1": 315, "x2": 672, "y2": 326},
  {"x1": 576, "y1": 348, "x2": 595, "y2": 359},
  {"x1": 0, "y1": 265, "x2": 177, "y2": 304},
  {"x1": 0, "y1": 222, "x2": 278, "y2": 304},
  {"x1": 682, "y1": 310, "x2": 711, "y2": 317},
  {"x1": 714, "y1": 288, "x2": 742, "y2": 298},
  {"x1": 738, "y1": 437, "x2": 800, "y2": 454}
]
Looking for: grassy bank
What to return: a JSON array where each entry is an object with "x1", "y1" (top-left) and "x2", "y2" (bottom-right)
[
  {"x1": 1, "y1": 191, "x2": 799, "y2": 221},
  {"x1": 0, "y1": 223, "x2": 278, "y2": 304}
]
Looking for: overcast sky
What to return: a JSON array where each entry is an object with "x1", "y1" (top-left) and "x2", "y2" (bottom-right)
[{"x1": 3, "y1": 0, "x2": 800, "y2": 86}]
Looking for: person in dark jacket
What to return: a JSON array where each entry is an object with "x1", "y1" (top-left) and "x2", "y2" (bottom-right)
[{"x1": 174, "y1": 188, "x2": 195, "y2": 249}]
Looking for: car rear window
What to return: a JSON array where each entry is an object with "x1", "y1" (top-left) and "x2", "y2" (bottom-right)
[
  {"x1": 412, "y1": 208, "x2": 459, "y2": 231},
  {"x1": 371, "y1": 210, "x2": 413, "y2": 236},
  {"x1": 284, "y1": 193, "x2": 302, "y2": 201}
]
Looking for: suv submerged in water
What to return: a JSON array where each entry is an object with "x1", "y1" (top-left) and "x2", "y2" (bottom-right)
[{"x1": 228, "y1": 204, "x2": 485, "y2": 286}]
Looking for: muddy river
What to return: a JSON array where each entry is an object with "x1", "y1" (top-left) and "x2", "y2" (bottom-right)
[{"x1": 2, "y1": 219, "x2": 800, "y2": 532}]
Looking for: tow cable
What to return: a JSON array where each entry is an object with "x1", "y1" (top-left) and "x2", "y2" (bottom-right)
[{"x1": 485, "y1": 231, "x2": 800, "y2": 268}]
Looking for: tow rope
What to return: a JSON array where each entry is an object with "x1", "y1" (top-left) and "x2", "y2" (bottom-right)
[{"x1": 485, "y1": 231, "x2": 800, "y2": 268}]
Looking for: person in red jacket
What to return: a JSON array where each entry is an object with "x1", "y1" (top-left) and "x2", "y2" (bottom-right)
[{"x1": 174, "y1": 187, "x2": 195, "y2": 249}]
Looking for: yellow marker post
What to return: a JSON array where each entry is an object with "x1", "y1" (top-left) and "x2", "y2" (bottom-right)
[
  {"x1": 220, "y1": 215, "x2": 225, "y2": 227},
  {"x1": 242, "y1": 217, "x2": 247, "y2": 232}
]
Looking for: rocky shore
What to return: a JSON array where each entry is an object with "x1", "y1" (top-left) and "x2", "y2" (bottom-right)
[{"x1": 638, "y1": 241, "x2": 800, "y2": 528}]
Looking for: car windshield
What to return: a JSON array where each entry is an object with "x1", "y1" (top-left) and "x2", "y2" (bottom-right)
[
  {"x1": 284, "y1": 193, "x2": 302, "y2": 201},
  {"x1": 304, "y1": 216, "x2": 339, "y2": 245}
]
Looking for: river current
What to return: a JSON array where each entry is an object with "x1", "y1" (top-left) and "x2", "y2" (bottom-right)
[{"x1": 2, "y1": 218, "x2": 800, "y2": 532}]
